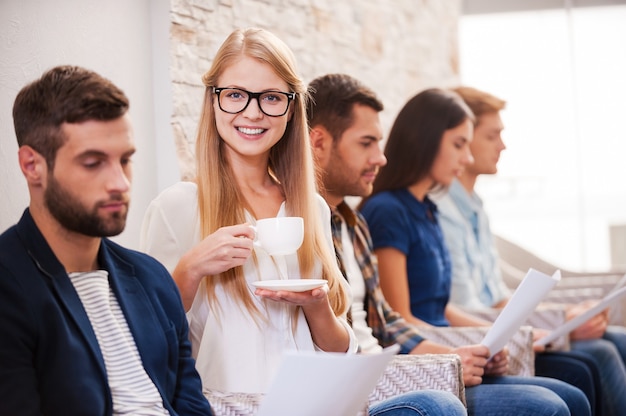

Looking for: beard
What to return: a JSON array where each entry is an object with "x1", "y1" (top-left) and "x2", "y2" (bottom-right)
[
  {"x1": 323, "y1": 161, "x2": 374, "y2": 199},
  {"x1": 44, "y1": 174, "x2": 128, "y2": 237}
]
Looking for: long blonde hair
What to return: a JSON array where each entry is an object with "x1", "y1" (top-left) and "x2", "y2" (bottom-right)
[{"x1": 195, "y1": 28, "x2": 348, "y2": 318}]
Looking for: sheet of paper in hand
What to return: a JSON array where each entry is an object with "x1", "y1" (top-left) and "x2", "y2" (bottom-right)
[
  {"x1": 257, "y1": 344, "x2": 401, "y2": 416},
  {"x1": 608, "y1": 272, "x2": 626, "y2": 293},
  {"x1": 535, "y1": 285, "x2": 626, "y2": 347},
  {"x1": 482, "y1": 268, "x2": 561, "y2": 358}
]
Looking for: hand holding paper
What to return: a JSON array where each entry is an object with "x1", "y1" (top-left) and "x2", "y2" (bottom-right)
[
  {"x1": 534, "y1": 286, "x2": 626, "y2": 347},
  {"x1": 567, "y1": 300, "x2": 608, "y2": 340},
  {"x1": 481, "y1": 269, "x2": 562, "y2": 358}
]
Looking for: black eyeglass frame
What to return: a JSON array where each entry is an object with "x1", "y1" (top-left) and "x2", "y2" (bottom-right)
[{"x1": 213, "y1": 87, "x2": 296, "y2": 117}]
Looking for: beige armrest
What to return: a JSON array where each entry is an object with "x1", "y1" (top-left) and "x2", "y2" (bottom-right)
[
  {"x1": 543, "y1": 284, "x2": 626, "y2": 326},
  {"x1": 370, "y1": 353, "x2": 466, "y2": 406},
  {"x1": 204, "y1": 390, "x2": 369, "y2": 416},
  {"x1": 494, "y1": 234, "x2": 626, "y2": 279},
  {"x1": 204, "y1": 390, "x2": 263, "y2": 416},
  {"x1": 495, "y1": 233, "x2": 626, "y2": 326},
  {"x1": 465, "y1": 304, "x2": 570, "y2": 352},
  {"x1": 416, "y1": 326, "x2": 535, "y2": 377},
  {"x1": 502, "y1": 259, "x2": 626, "y2": 326}
]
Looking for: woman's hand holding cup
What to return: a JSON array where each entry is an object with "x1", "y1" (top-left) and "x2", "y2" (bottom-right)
[{"x1": 178, "y1": 223, "x2": 255, "y2": 281}]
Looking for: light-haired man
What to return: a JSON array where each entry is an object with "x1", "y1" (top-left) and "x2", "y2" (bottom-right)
[{"x1": 435, "y1": 85, "x2": 626, "y2": 416}]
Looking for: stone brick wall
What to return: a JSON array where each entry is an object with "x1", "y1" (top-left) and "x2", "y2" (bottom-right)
[{"x1": 170, "y1": 0, "x2": 462, "y2": 179}]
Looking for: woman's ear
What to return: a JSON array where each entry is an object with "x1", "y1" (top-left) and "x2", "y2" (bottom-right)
[{"x1": 18, "y1": 145, "x2": 47, "y2": 186}]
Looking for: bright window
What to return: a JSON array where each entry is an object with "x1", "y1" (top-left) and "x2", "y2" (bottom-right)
[{"x1": 459, "y1": 5, "x2": 626, "y2": 270}]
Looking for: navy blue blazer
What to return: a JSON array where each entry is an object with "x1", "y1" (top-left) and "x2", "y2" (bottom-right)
[{"x1": 0, "y1": 209, "x2": 213, "y2": 416}]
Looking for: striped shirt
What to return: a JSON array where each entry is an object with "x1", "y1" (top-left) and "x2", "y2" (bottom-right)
[{"x1": 69, "y1": 270, "x2": 170, "y2": 415}]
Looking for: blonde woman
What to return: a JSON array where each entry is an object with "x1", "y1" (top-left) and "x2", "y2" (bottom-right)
[{"x1": 140, "y1": 28, "x2": 356, "y2": 395}]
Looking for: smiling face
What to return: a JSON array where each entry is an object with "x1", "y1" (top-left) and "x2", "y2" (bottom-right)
[
  {"x1": 317, "y1": 104, "x2": 387, "y2": 205},
  {"x1": 429, "y1": 118, "x2": 474, "y2": 187},
  {"x1": 466, "y1": 111, "x2": 506, "y2": 176},
  {"x1": 213, "y1": 55, "x2": 292, "y2": 162},
  {"x1": 42, "y1": 115, "x2": 135, "y2": 237}
]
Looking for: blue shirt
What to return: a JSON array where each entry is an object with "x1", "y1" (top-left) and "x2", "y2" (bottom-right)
[
  {"x1": 330, "y1": 202, "x2": 426, "y2": 354},
  {"x1": 432, "y1": 179, "x2": 511, "y2": 310},
  {"x1": 361, "y1": 189, "x2": 451, "y2": 327}
]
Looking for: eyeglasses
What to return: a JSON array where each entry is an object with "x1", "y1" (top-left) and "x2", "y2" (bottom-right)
[{"x1": 213, "y1": 87, "x2": 296, "y2": 117}]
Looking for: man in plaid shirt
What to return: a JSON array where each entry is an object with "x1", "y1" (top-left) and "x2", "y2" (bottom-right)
[{"x1": 306, "y1": 73, "x2": 507, "y2": 371}]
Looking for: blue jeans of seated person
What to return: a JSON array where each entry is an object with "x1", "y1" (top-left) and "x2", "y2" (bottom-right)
[
  {"x1": 475, "y1": 375, "x2": 591, "y2": 416},
  {"x1": 368, "y1": 390, "x2": 466, "y2": 416},
  {"x1": 603, "y1": 325, "x2": 626, "y2": 364},
  {"x1": 535, "y1": 351, "x2": 600, "y2": 415},
  {"x1": 571, "y1": 333, "x2": 626, "y2": 416}
]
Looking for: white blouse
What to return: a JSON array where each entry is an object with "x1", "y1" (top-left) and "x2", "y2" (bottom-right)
[{"x1": 140, "y1": 181, "x2": 357, "y2": 394}]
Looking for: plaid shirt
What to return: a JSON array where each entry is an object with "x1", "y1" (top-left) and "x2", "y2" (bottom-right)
[{"x1": 330, "y1": 201, "x2": 425, "y2": 354}]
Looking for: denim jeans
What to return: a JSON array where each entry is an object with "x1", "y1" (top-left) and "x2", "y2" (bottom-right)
[
  {"x1": 571, "y1": 329, "x2": 626, "y2": 416},
  {"x1": 602, "y1": 325, "x2": 626, "y2": 364},
  {"x1": 535, "y1": 351, "x2": 600, "y2": 415},
  {"x1": 368, "y1": 390, "x2": 466, "y2": 416},
  {"x1": 469, "y1": 375, "x2": 591, "y2": 416}
]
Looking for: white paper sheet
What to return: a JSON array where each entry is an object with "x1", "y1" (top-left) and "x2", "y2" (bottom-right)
[
  {"x1": 481, "y1": 269, "x2": 561, "y2": 358},
  {"x1": 257, "y1": 344, "x2": 401, "y2": 416},
  {"x1": 608, "y1": 273, "x2": 626, "y2": 293},
  {"x1": 534, "y1": 285, "x2": 626, "y2": 347}
]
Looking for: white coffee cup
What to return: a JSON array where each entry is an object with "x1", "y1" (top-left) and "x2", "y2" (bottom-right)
[{"x1": 251, "y1": 216, "x2": 304, "y2": 256}]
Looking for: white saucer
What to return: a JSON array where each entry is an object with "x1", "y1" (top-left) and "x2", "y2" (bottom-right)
[{"x1": 250, "y1": 279, "x2": 327, "y2": 292}]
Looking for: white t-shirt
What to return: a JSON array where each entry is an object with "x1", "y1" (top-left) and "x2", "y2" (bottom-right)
[
  {"x1": 340, "y1": 222, "x2": 383, "y2": 354},
  {"x1": 140, "y1": 181, "x2": 357, "y2": 394}
]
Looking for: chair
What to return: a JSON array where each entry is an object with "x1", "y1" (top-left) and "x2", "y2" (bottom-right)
[
  {"x1": 417, "y1": 326, "x2": 536, "y2": 377},
  {"x1": 369, "y1": 354, "x2": 465, "y2": 406},
  {"x1": 204, "y1": 325, "x2": 540, "y2": 415},
  {"x1": 467, "y1": 304, "x2": 571, "y2": 351},
  {"x1": 205, "y1": 353, "x2": 465, "y2": 416},
  {"x1": 495, "y1": 234, "x2": 626, "y2": 326}
]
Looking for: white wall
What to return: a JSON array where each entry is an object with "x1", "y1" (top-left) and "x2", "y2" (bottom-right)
[{"x1": 0, "y1": 0, "x2": 179, "y2": 249}]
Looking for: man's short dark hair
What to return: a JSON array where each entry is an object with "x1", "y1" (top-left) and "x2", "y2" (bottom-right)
[
  {"x1": 12, "y1": 65, "x2": 129, "y2": 169},
  {"x1": 307, "y1": 73, "x2": 383, "y2": 141}
]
